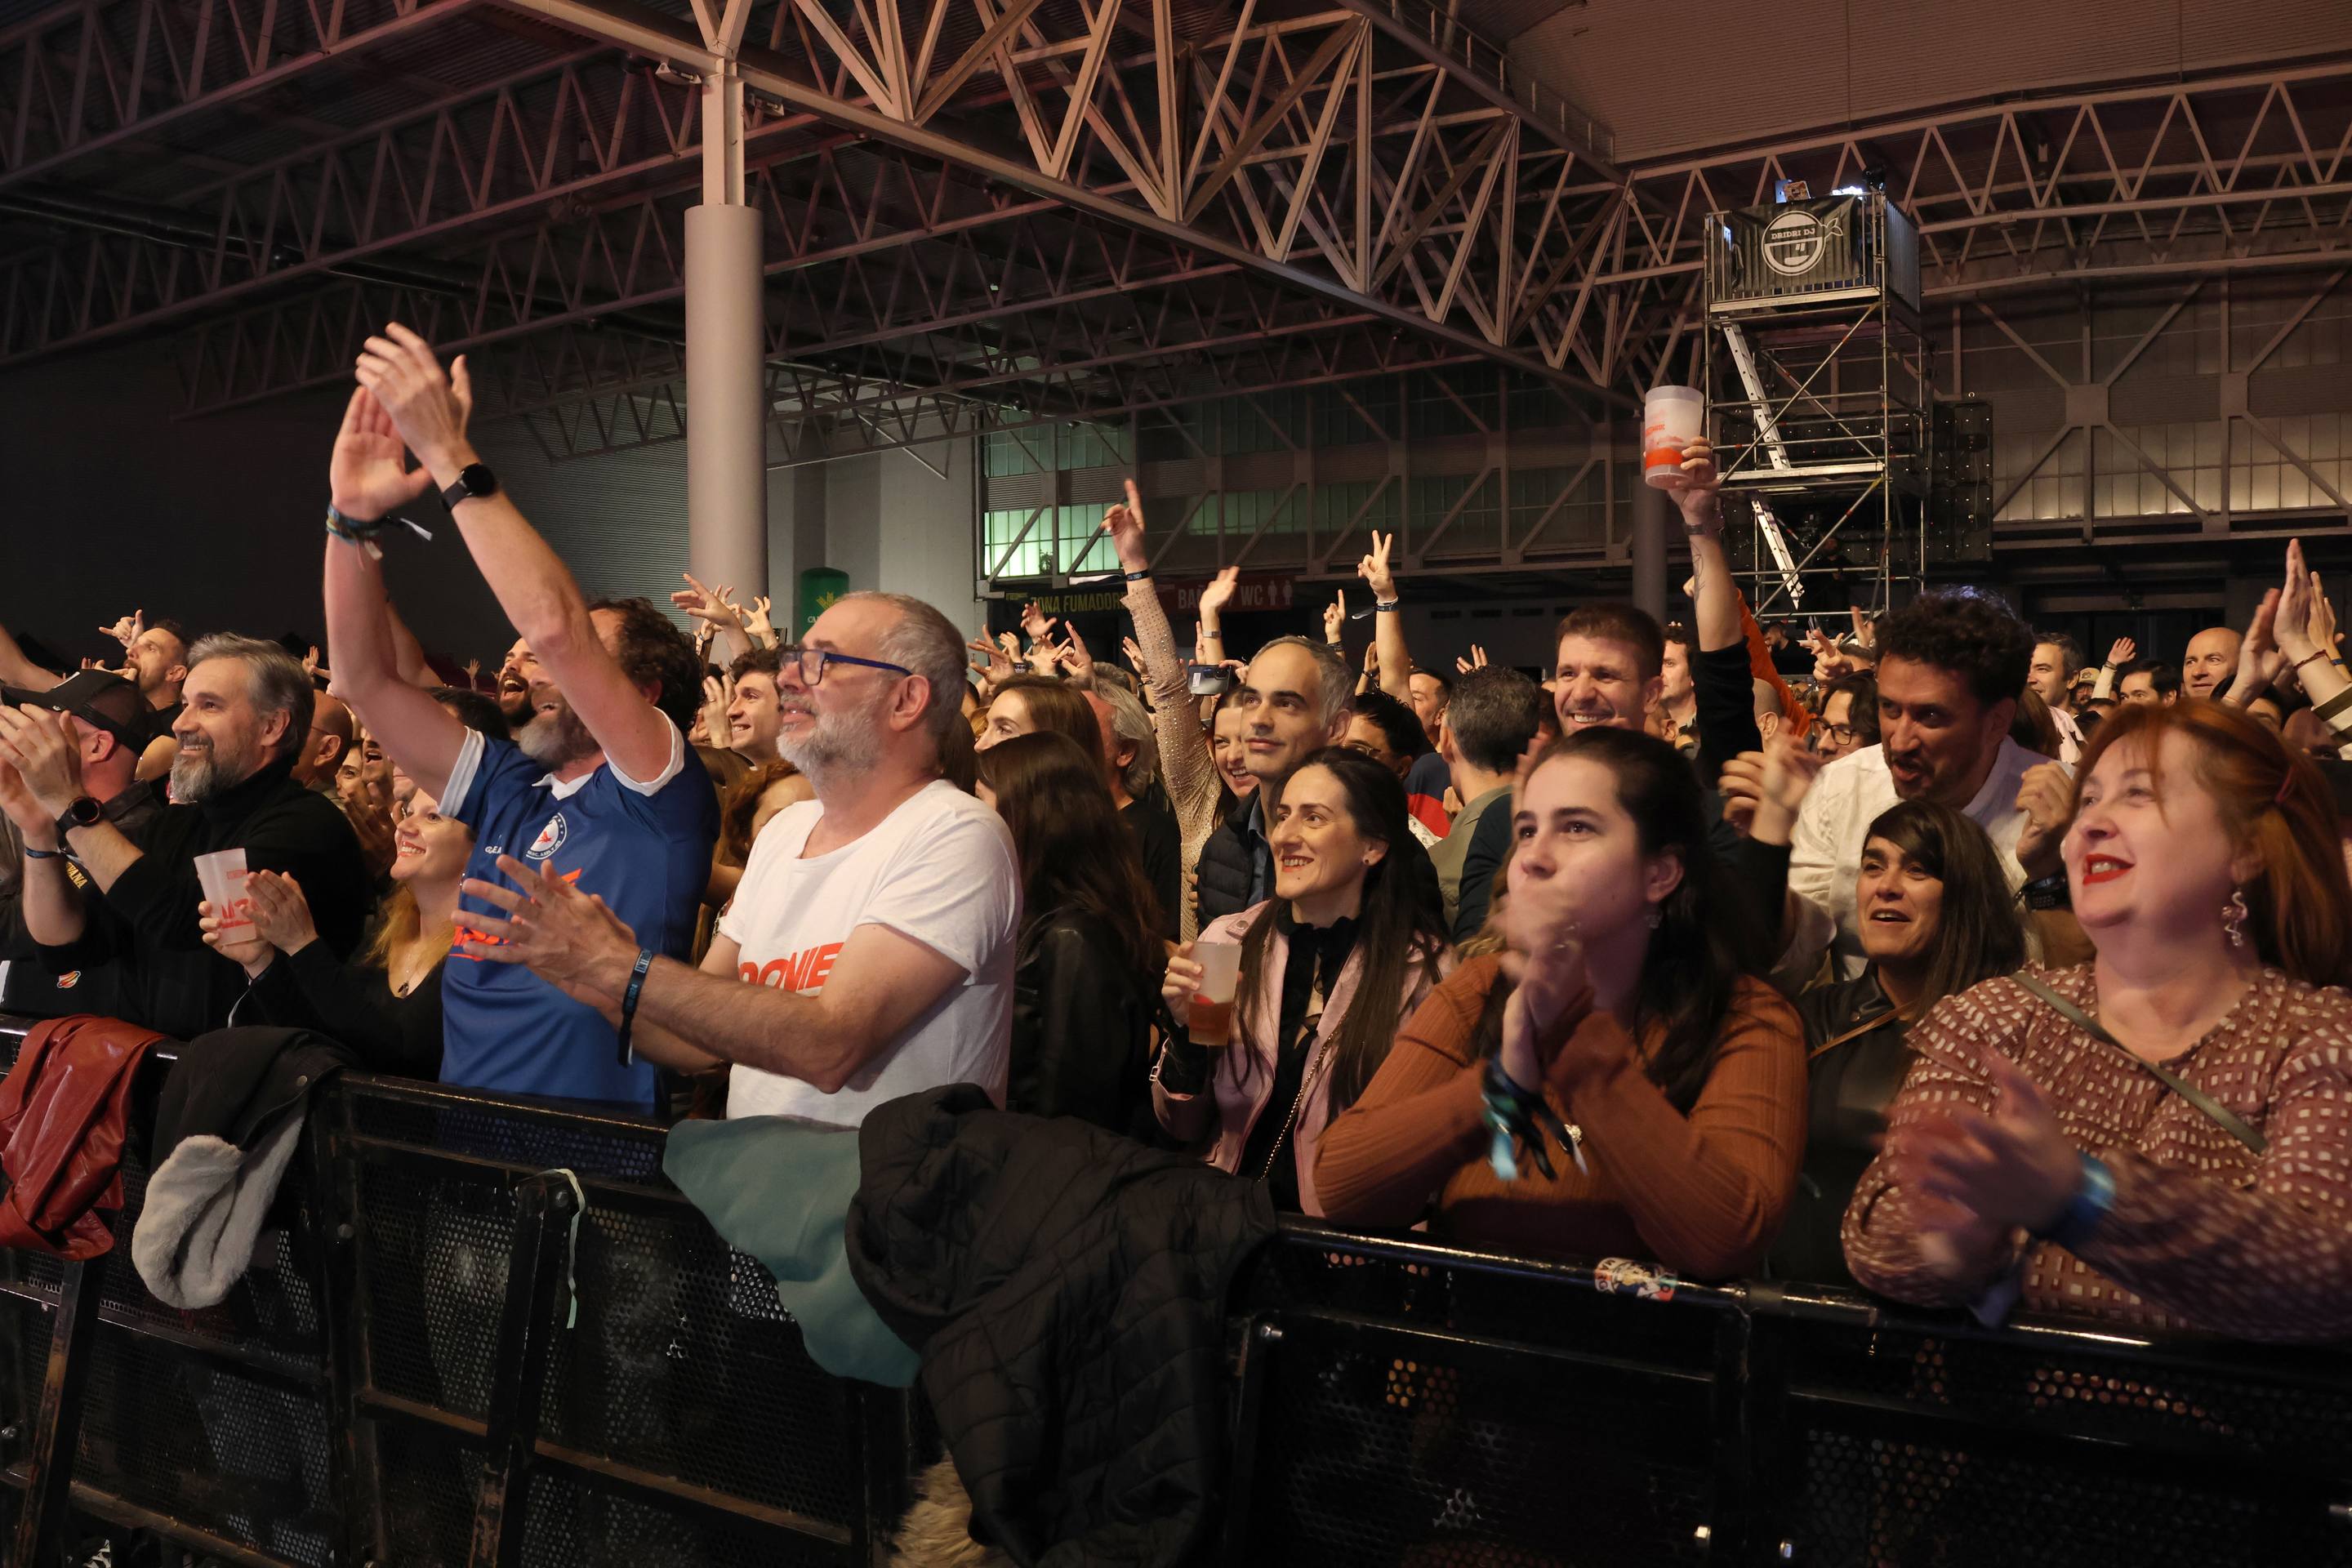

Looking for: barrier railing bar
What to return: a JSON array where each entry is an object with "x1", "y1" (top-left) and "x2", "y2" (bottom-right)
[
  {"x1": 1275, "y1": 1304, "x2": 1719, "y2": 1386},
  {"x1": 339, "y1": 1071, "x2": 672, "y2": 1138},
  {"x1": 345, "y1": 1133, "x2": 687, "y2": 1213},
  {"x1": 468, "y1": 1172, "x2": 579, "y2": 1568},
  {"x1": 1218, "y1": 1314, "x2": 1278, "y2": 1566},
  {"x1": 9, "y1": 1253, "x2": 105, "y2": 1566},
  {"x1": 0, "y1": 1472, "x2": 304, "y2": 1568},
  {"x1": 357, "y1": 1388, "x2": 862, "y2": 1545},
  {"x1": 0, "y1": 1279, "x2": 326, "y2": 1390},
  {"x1": 310, "y1": 1089, "x2": 381, "y2": 1568},
  {"x1": 1272, "y1": 1219, "x2": 1753, "y2": 1312}
]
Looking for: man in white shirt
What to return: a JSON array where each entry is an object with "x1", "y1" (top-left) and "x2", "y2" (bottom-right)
[
  {"x1": 1788, "y1": 590, "x2": 2081, "y2": 979},
  {"x1": 453, "y1": 590, "x2": 1020, "y2": 1125}
]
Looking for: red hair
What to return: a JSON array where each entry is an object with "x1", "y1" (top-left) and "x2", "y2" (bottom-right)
[{"x1": 2073, "y1": 702, "x2": 2352, "y2": 986}]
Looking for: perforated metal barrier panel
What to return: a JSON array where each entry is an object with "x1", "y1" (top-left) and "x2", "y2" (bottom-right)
[{"x1": 0, "y1": 1018, "x2": 2346, "y2": 1568}]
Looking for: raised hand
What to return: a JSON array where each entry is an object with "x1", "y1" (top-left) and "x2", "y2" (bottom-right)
[
  {"x1": 1197, "y1": 566, "x2": 1241, "y2": 621},
  {"x1": 1020, "y1": 601, "x2": 1058, "y2": 645},
  {"x1": 671, "y1": 572, "x2": 746, "y2": 630},
  {"x1": 2105, "y1": 636, "x2": 2136, "y2": 668},
  {"x1": 2012, "y1": 760, "x2": 2075, "y2": 882},
  {"x1": 745, "y1": 595, "x2": 778, "y2": 648},
  {"x1": 968, "y1": 636, "x2": 1014, "y2": 689},
  {"x1": 1806, "y1": 627, "x2": 1855, "y2": 685},
  {"x1": 1120, "y1": 635, "x2": 1150, "y2": 681},
  {"x1": 1849, "y1": 605, "x2": 1874, "y2": 653},
  {"x1": 352, "y1": 322, "x2": 474, "y2": 476},
  {"x1": 1058, "y1": 623, "x2": 1094, "y2": 679},
  {"x1": 700, "y1": 674, "x2": 735, "y2": 749},
  {"x1": 1323, "y1": 592, "x2": 1346, "y2": 647},
  {"x1": 1722, "y1": 731, "x2": 1825, "y2": 845},
  {"x1": 1356, "y1": 530, "x2": 1398, "y2": 602},
  {"x1": 1672, "y1": 439, "x2": 1723, "y2": 532},
  {"x1": 2226, "y1": 588, "x2": 2285, "y2": 706},
  {"x1": 341, "y1": 790, "x2": 396, "y2": 880},
  {"x1": 328, "y1": 384, "x2": 436, "y2": 523},
  {"x1": 304, "y1": 645, "x2": 323, "y2": 677},
  {"x1": 463, "y1": 657, "x2": 483, "y2": 688},
  {"x1": 100, "y1": 611, "x2": 143, "y2": 650},
  {"x1": 0, "y1": 706, "x2": 86, "y2": 818},
  {"x1": 1455, "y1": 645, "x2": 1489, "y2": 676},
  {"x1": 1100, "y1": 479, "x2": 1149, "y2": 572}
]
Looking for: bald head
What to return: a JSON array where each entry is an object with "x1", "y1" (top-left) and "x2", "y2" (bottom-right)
[
  {"x1": 292, "y1": 690, "x2": 354, "y2": 786},
  {"x1": 2182, "y1": 626, "x2": 2241, "y2": 702}
]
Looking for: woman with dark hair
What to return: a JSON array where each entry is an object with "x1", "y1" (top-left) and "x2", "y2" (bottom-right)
[
  {"x1": 1156, "y1": 747, "x2": 1450, "y2": 1213},
  {"x1": 978, "y1": 732, "x2": 1165, "y2": 1137},
  {"x1": 975, "y1": 673, "x2": 1105, "y2": 764},
  {"x1": 1846, "y1": 699, "x2": 2352, "y2": 1341},
  {"x1": 1771, "y1": 801, "x2": 2025, "y2": 1284},
  {"x1": 1315, "y1": 727, "x2": 1807, "y2": 1276}
]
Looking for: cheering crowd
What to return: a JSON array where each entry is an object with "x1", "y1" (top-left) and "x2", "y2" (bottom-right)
[{"x1": 5, "y1": 323, "x2": 2352, "y2": 1347}]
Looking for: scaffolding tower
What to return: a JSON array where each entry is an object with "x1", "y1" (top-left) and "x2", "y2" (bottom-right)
[{"x1": 1701, "y1": 190, "x2": 1932, "y2": 626}]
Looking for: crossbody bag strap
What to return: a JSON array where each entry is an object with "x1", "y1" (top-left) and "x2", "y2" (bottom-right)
[{"x1": 2008, "y1": 972, "x2": 2268, "y2": 1156}]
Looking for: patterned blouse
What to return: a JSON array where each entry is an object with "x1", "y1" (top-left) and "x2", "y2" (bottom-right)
[{"x1": 1842, "y1": 964, "x2": 2352, "y2": 1343}]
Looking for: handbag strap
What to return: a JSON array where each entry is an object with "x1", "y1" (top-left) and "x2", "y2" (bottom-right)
[{"x1": 2008, "y1": 972, "x2": 2268, "y2": 1156}]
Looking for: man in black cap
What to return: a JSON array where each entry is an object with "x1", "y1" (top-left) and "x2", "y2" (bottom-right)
[
  {"x1": 0, "y1": 672, "x2": 166, "y2": 1018},
  {"x1": 0, "y1": 635, "x2": 368, "y2": 1038}
]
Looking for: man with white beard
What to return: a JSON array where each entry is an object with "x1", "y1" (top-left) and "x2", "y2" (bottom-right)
[
  {"x1": 448, "y1": 591, "x2": 1020, "y2": 1127},
  {"x1": 321, "y1": 325, "x2": 716, "y2": 1109},
  {"x1": 0, "y1": 639, "x2": 368, "y2": 1037}
]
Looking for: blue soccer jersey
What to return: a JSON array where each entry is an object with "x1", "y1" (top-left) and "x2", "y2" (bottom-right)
[{"x1": 439, "y1": 724, "x2": 717, "y2": 1108}]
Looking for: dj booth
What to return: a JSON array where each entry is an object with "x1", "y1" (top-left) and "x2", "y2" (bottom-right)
[{"x1": 0, "y1": 1016, "x2": 2345, "y2": 1567}]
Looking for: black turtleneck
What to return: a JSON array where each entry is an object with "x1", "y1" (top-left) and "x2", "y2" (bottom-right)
[
  {"x1": 1236, "y1": 907, "x2": 1359, "y2": 1210},
  {"x1": 36, "y1": 755, "x2": 372, "y2": 1040}
]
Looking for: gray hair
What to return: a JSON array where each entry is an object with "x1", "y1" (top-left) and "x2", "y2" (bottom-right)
[
  {"x1": 186, "y1": 634, "x2": 314, "y2": 761},
  {"x1": 1249, "y1": 635, "x2": 1354, "y2": 730},
  {"x1": 1083, "y1": 677, "x2": 1159, "y2": 799},
  {"x1": 848, "y1": 592, "x2": 968, "y2": 743}
]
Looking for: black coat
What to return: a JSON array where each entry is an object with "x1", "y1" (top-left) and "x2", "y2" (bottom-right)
[
  {"x1": 1192, "y1": 795, "x2": 1264, "y2": 930},
  {"x1": 1769, "y1": 971, "x2": 1911, "y2": 1288},
  {"x1": 1008, "y1": 911, "x2": 1159, "y2": 1142},
  {"x1": 847, "y1": 1085, "x2": 1276, "y2": 1568}
]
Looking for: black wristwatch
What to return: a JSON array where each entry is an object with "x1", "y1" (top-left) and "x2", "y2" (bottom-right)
[
  {"x1": 2021, "y1": 871, "x2": 2070, "y2": 911},
  {"x1": 54, "y1": 795, "x2": 101, "y2": 840},
  {"x1": 439, "y1": 462, "x2": 499, "y2": 510}
]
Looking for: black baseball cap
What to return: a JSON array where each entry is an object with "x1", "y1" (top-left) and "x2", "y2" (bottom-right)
[{"x1": 2, "y1": 670, "x2": 146, "y2": 750}]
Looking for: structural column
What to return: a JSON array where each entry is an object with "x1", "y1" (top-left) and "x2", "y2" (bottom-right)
[{"x1": 685, "y1": 44, "x2": 766, "y2": 601}]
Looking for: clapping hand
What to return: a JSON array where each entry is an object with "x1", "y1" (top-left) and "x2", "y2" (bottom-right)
[
  {"x1": 240, "y1": 870, "x2": 321, "y2": 957},
  {"x1": 2227, "y1": 588, "x2": 2285, "y2": 706},
  {"x1": 2011, "y1": 760, "x2": 2075, "y2": 882},
  {"x1": 1900, "y1": 1047, "x2": 2080, "y2": 1240},
  {"x1": 457, "y1": 855, "x2": 641, "y2": 1005},
  {"x1": 352, "y1": 323, "x2": 474, "y2": 479},
  {"x1": 328, "y1": 383, "x2": 438, "y2": 523}
]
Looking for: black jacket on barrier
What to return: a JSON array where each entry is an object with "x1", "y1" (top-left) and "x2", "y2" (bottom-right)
[{"x1": 847, "y1": 1085, "x2": 1276, "y2": 1568}]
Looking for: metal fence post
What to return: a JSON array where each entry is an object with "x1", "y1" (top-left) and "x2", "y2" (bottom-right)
[
  {"x1": 10, "y1": 1252, "x2": 106, "y2": 1567},
  {"x1": 466, "y1": 1172, "x2": 580, "y2": 1568}
]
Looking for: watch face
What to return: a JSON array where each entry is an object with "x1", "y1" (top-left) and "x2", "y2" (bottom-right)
[{"x1": 460, "y1": 462, "x2": 497, "y2": 497}]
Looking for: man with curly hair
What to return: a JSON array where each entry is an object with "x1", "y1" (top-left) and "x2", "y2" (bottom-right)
[{"x1": 1786, "y1": 589, "x2": 2073, "y2": 980}]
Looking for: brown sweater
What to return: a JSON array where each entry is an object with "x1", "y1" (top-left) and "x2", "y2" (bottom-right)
[
  {"x1": 1844, "y1": 964, "x2": 2352, "y2": 1343},
  {"x1": 1313, "y1": 955, "x2": 1807, "y2": 1278}
]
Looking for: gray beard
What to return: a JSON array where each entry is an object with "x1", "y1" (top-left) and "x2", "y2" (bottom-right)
[
  {"x1": 517, "y1": 702, "x2": 598, "y2": 769},
  {"x1": 777, "y1": 702, "x2": 884, "y2": 783},
  {"x1": 171, "y1": 742, "x2": 255, "y2": 803}
]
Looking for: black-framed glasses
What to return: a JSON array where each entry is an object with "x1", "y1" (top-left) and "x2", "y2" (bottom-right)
[
  {"x1": 1815, "y1": 723, "x2": 1860, "y2": 747},
  {"x1": 777, "y1": 645, "x2": 911, "y2": 685}
]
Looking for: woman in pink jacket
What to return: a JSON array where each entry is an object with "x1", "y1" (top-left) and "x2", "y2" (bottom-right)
[{"x1": 1156, "y1": 747, "x2": 1452, "y2": 1214}]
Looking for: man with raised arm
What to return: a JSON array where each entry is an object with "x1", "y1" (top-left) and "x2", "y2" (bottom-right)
[
  {"x1": 324, "y1": 324, "x2": 715, "y2": 1110},
  {"x1": 446, "y1": 592, "x2": 1021, "y2": 1127}
]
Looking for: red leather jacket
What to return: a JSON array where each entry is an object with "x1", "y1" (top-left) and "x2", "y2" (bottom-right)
[{"x1": 0, "y1": 1015, "x2": 163, "y2": 1258}]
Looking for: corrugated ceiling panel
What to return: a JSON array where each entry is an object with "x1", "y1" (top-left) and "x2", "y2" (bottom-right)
[{"x1": 1513, "y1": 0, "x2": 2352, "y2": 163}]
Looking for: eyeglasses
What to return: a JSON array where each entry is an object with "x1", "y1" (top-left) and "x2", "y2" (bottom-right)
[
  {"x1": 1816, "y1": 723, "x2": 1859, "y2": 746},
  {"x1": 776, "y1": 645, "x2": 912, "y2": 685}
]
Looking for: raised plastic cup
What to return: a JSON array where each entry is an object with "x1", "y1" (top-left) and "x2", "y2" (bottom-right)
[
  {"x1": 1187, "y1": 939, "x2": 1243, "y2": 1048},
  {"x1": 195, "y1": 847, "x2": 254, "y2": 933},
  {"x1": 1643, "y1": 385, "x2": 1704, "y2": 489}
]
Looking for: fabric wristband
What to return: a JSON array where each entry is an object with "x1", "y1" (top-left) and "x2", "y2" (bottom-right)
[
  {"x1": 1124, "y1": 568, "x2": 1152, "y2": 581},
  {"x1": 2314, "y1": 685, "x2": 2352, "y2": 726},
  {"x1": 2035, "y1": 1153, "x2": 2116, "y2": 1253},
  {"x1": 617, "y1": 947, "x2": 654, "y2": 1066},
  {"x1": 21, "y1": 845, "x2": 61, "y2": 860},
  {"x1": 1375, "y1": 599, "x2": 1400, "y2": 613}
]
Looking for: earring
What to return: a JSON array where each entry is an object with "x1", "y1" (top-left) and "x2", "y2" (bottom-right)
[
  {"x1": 2223, "y1": 888, "x2": 2249, "y2": 949},
  {"x1": 1646, "y1": 906, "x2": 1664, "y2": 930}
]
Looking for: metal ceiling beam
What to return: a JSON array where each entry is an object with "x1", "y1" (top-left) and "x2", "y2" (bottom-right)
[{"x1": 0, "y1": 0, "x2": 484, "y2": 193}]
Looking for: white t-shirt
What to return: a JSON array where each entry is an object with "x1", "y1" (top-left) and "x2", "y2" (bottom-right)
[{"x1": 716, "y1": 779, "x2": 1019, "y2": 1125}]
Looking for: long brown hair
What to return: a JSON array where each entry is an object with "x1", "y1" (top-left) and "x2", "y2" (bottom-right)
[
  {"x1": 1860, "y1": 800, "x2": 2026, "y2": 1012},
  {"x1": 1227, "y1": 747, "x2": 1446, "y2": 1115},
  {"x1": 2072, "y1": 702, "x2": 2352, "y2": 986},
  {"x1": 976, "y1": 732, "x2": 1162, "y2": 975}
]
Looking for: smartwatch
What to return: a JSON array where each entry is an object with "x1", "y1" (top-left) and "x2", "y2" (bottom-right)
[
  {"x1": 55, "y1": 795, "x2": 102, "y2": 840},
  {"x1": 439, "y1": 463, "x2": 500, "y2": 510}
]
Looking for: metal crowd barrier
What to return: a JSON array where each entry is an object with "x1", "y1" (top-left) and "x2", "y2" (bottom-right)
[{"x1": 0, "y1": 1013, "x2": 2347, "y2": 1567}]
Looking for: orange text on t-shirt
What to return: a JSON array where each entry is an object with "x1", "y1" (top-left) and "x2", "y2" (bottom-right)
[{"x1": 742, "y1": 942, "x2": 842, "y2": 992}]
